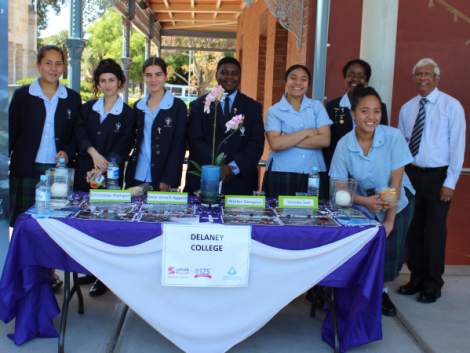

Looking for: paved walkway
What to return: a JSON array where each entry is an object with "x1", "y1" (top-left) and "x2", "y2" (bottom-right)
[{"x1": 0, "y1": 265, "x2": 469, "y2": 353}]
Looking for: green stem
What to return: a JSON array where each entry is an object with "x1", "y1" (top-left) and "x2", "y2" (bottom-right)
[
  {"x1": 215, "y1": 124, "x2": 243, "y2": 159},
  {"x1": 212, "y1": 101, "x2": 219, "y2": 165}
]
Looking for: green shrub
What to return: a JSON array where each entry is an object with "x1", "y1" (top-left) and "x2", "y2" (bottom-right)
[{"x1": 128, "y1": 99, "x2": 137, "y2": 108}]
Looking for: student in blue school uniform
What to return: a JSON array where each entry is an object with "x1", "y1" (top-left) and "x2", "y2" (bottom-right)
[
  {"x1": 262, "y1": 64, "x2": 332, "y2": 199},
  {"x1": 74, "y1": 58, "x2": 136, "y2": 193},
  {"x1": 124, "y1": 57, "x2": 187, "y2": 191},
  {"x1": 9, "y1": 45, "x2": 82, "y2": 291},
  {"x1": 329, "y1": 84, "x2": 416, "y2": 317},
  {"x1": 323, "y1": 59, "x2": 389, "y2": 172},
  {"x1": 74, "y1": 58, "x2": 136, "y2": 297}
]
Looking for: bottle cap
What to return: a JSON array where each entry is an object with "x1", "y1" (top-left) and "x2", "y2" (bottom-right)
[
  {"x1": 59, "y1": 158, "x2": 65, "y2": 163},
  {"x1": 312, "y1": 167, "x2": 317, "y2": 172},
  {"x1": 40, "y1": 175, "x2": 47, "y2": 181},
  {"x1": 110, "y1": 158, "x2": 116, "y2": 162}
]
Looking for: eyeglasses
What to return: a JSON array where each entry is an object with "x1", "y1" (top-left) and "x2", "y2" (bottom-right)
[
  {"x1": 346, "y1": 73, "x2": 366, "y2": 79},
  {"x1": 413, "y1": 72, "x2": 437, "y2": 78}
]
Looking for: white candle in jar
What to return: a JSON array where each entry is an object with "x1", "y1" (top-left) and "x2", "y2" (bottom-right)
[
  {"x1": 335, "y1": 190, "x2": 351, "y2": 206},
  {"x1": 51, "y1": 183, "x2": 68, "y2": 197}
]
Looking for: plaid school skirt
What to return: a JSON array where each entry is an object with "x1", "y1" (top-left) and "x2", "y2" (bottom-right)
[
  {"x1": 262, "y1": 160, "x2": 329, "y2": 200},
  {"x1": 383, "y1": 187, "x2": 415, "y2": 282},
  {"x1": 10, "y1": 163, "x2": 55, "y2": 227}
]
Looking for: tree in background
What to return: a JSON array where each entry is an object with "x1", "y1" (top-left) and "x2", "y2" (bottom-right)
[
  {"x1": 84, "y1": 10, "x2": 146, "y2": 94},
  {"x1": 43, "y1": 29, "x2": 69, "y2": 79},
  {"x1": 162, "y1": 37, "x2": 235, "y2": 96},
  {"x1": 37, "y1": 0, "x2": 66, "y2": 49}
]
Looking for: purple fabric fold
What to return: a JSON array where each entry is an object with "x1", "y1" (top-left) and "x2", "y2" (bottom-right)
[{"x1": 0, "y1": 210, "x2": 385, "y2": 352}]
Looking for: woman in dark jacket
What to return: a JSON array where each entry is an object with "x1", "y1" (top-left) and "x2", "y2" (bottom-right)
[
  {"x1": 74, "y1": 58, "x2": 136, "y2": 192},
  {"x1": 323, "y1": 59, "x2": 389, "y2": 172},
  {"x1": 124, "y1": 57, "x2": 187, "y2": 191},
  {"x1": 9, "y1": 45, "x2": 81, "y2": 228}
]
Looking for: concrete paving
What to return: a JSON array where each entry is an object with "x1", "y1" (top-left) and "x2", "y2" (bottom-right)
[{"x1": 0, "y1": 266, "x2": 469, "y2": 352}]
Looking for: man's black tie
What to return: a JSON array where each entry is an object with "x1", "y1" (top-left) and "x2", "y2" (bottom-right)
[
  {"x1": 409, "y1": 98, "x2": 427, "y2": 157},
  {"x1": 224, "y1": 98, "x2": 230, "y2": 121}
]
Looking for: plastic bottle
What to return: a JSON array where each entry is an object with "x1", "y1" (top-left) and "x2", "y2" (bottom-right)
[
  {"x1": 36, "y1": 175, "x2": 51, "y2": 219},
  {"x1": 107, "y1": 158, "x2": 120, "y2": 190},
  {"x1": 56, "y1": 157, "x2": 67, "y2": 168},
  {"x1": 307, "y1": 167, "x2": 320, "y2": 197}
]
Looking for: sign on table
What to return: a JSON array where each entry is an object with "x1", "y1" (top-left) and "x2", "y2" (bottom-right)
[
  {"x1": 162, "y1": 224, "x2": 250, "y2": 287},
  {"x1": 278, "y1": 196, "x2": 318, "y2": 208},
  {"x1": 89, "y1": 190, "x2": 132, "y2": 202},
  {"x1": 147, "y1": 192, "x2": 188, "y2": 204},
  {"x1": 225, "y1": 195, "x2": 265, "y2": 208}
]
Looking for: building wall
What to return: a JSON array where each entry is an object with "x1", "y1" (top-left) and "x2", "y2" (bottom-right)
[{"x1": 8, "y1": 0, "x2": 37, "y2": 84}]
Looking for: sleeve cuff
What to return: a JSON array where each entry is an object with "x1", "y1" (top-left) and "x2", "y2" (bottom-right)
[
  {"x1": 443, "y1": 178, "x2": 456, "y2": 190},
  {"x1": 228, "y1": 161, "x2": 240, "y2": 175}
]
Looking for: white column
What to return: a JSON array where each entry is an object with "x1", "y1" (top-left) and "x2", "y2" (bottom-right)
[{"x1": 360, "y1": 0, "x2": 399, "y2": 123}]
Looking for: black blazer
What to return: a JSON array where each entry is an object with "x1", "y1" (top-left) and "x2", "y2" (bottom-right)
[
  {"x1": 74, "y1": 99, "x2": 137, "y2": 191},
  {"x1": 184, "y1": 91, "x2": 265, "y2": 196},
  {"x1": 322, "y1": 96, "x2": 389, "y2": 171},
  {"x1": 9, "y1": 84, "x2": 81, "y2": 176},
  {"x1": 124, "y1": 97, "x2": 187, "y2": 190}
]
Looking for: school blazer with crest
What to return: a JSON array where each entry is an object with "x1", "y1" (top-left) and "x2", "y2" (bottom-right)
[
  {"x1": 9, "y1": 84, "x2": 82, "y2": 176},
  {"x1": 184, "y1": 91, "x2": 265, "y2": 195},
  {"x1": 74, "y1": 99, "x2": 137, "y2": 191},
  {"x1": 124, "y1": 97, "x2": 187, "y2": 189}
]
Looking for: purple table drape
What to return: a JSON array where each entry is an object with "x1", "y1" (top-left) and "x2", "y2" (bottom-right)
[{"x1": 0, "y1": 197, "x2": 385, "y2": 352}]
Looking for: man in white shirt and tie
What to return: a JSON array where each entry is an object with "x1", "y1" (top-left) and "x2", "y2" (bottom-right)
[{"x1": 397, "y1": 58, "x2": 466, "y2": 303}]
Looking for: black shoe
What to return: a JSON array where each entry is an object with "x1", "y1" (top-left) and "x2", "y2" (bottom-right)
[
  {"x1": 51, "y1": 274, "x2": 63, "y2": 292},
  {"x1": 76, "y1": 275, "x2": 97, "y2": 285},
  {"x1": 397, "y1": 281, "x2": 425, "y2": 296},
  {"x1": 89, "y1": 280, "x2": 108, "y2": 297},
  {"x1": 305, "y1": 287, "x2": 325, "y2": 309},
  {"x1": 382, "y1": 292, "x2": 397, "y2": 316},
  {"x1": 417, "y1": 288, "x2": 441, "y2": 303}
]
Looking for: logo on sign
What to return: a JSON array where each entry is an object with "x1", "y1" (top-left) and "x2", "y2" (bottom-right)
[
  {"x1": 194, "y1": 268, "x2": 212, "y2": 279},
  {"x1": 168, "y1": 267, "x2": 175, "y2": 274},
  {"x1": 228, "y1": 266, "x2": 237, "y2": 275}
]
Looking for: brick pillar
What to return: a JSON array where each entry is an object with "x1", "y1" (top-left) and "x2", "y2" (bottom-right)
[{"x1": 272, "y1": 22, "x2": 288, "y2": 104}]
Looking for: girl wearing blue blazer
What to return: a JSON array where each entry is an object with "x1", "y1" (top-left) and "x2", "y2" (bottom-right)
[{"x1": 124, "y1": 57, "x2": 187, "y2": 191}]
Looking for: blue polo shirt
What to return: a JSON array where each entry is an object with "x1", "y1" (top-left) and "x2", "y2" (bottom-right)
[
  {"x1": 135, "y1": 90, "x2": 174, "y2": 182},
  {"x1": 265, "y1": 94, "x2": 332, "y2": 173},
  {"x1": 329, "y1": 125, "x2": 415, "y2": 222}
]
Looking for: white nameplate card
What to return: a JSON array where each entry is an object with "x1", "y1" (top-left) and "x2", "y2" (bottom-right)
[
  {"x1": 278, "y1": 196, "x2": 318, "y2": 208},
  {"x1": 147, "y1": 192, "x2": 188, "y2": 204},
  {"x1": 224, "y1": 195, "x2": 265, "y2": 208},
  {"x1": 89, "y1": 190, "x2": 132, "y2": 202},
  {"x1": 162, "y1": 224, "x2": 250, "y2": 287}
]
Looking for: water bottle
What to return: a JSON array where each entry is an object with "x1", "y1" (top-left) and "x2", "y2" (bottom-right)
[
  {"x1": 307, "y1": 167, "x2": 320, "y2": 197},
  {"x1": 56, "y1": 157, "x2": 67, "y2": 168},
  {"x1": 107, "y1": 158, "x2": 120, "y2": 190},
  {"x1": 36, "y1": 175, "x2": 51, "y2": 219}
]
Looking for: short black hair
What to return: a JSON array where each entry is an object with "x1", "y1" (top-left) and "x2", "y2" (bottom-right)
[
  {"x1": 285, "y1": 64, "x2": 311, "y2": 85},
  {"x1": 217, "y1": 56, "x2": 241, "y2": 72},
  {"x1": 350, "y1": 84, "x2": 382, "y2": 112},
  {"x1": 342, "y1": 59, "x2": 372, "y2": 82},
  {"x1": 142, "y1": 57, "x2": 167, "y2": 75}
]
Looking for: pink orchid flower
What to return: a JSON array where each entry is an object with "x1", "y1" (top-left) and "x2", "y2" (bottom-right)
[{"x1": 225, "y1": 114, "x2": 244, "y2": 132}]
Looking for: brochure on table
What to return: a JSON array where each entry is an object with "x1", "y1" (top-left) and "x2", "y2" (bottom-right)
[{"x1": 162, "y1": 224, "x2": 250, "y2": 287}]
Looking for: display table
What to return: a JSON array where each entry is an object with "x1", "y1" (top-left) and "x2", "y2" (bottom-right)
[{"x1": 0, "y1": 197, "x2": 385, "y2": 353}]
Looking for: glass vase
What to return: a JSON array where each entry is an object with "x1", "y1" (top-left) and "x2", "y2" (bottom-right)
[{"x1": 200, "y1": 165, "x2": 220, "y2": 205}]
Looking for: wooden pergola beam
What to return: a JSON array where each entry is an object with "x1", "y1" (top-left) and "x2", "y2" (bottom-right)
[{"x1": 150, "y1": 4, "x2": 244, "y2": 13}]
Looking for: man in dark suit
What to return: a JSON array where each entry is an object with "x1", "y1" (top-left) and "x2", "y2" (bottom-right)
[{"x1": 185, "y1": 57, "x2": 265, "y2": 196}]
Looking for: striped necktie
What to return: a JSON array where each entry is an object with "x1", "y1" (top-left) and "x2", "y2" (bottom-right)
[{"x1": 409, "y1": 98, "x2": 428, "y2": 157}]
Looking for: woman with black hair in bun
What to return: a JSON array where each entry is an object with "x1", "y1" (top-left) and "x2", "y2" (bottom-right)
[
  {"x1": 323, "y1": 59, "x2": 389, "y2": 173},
  {"x1": 329, "y1": 84, "x2": 415, "y2": 317},
  {"x1": 74, "y1": 58, "x2": 136, "y2": 296}
]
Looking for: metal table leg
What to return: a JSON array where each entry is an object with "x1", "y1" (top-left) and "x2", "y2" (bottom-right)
[
  {"x1": 310, "y1": 286, "x2": 340, "y2": 353},
  {"x1": 58, "y1": 272, "x2": 85, "y2": 353}
]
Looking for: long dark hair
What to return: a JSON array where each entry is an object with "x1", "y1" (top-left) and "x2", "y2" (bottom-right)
[
  {"x1": 350, "y1": 84, "x2": 382, "y2": 112},
  {"x1": 92, "y1": 58, "x2": 126, "y2": 97}
]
